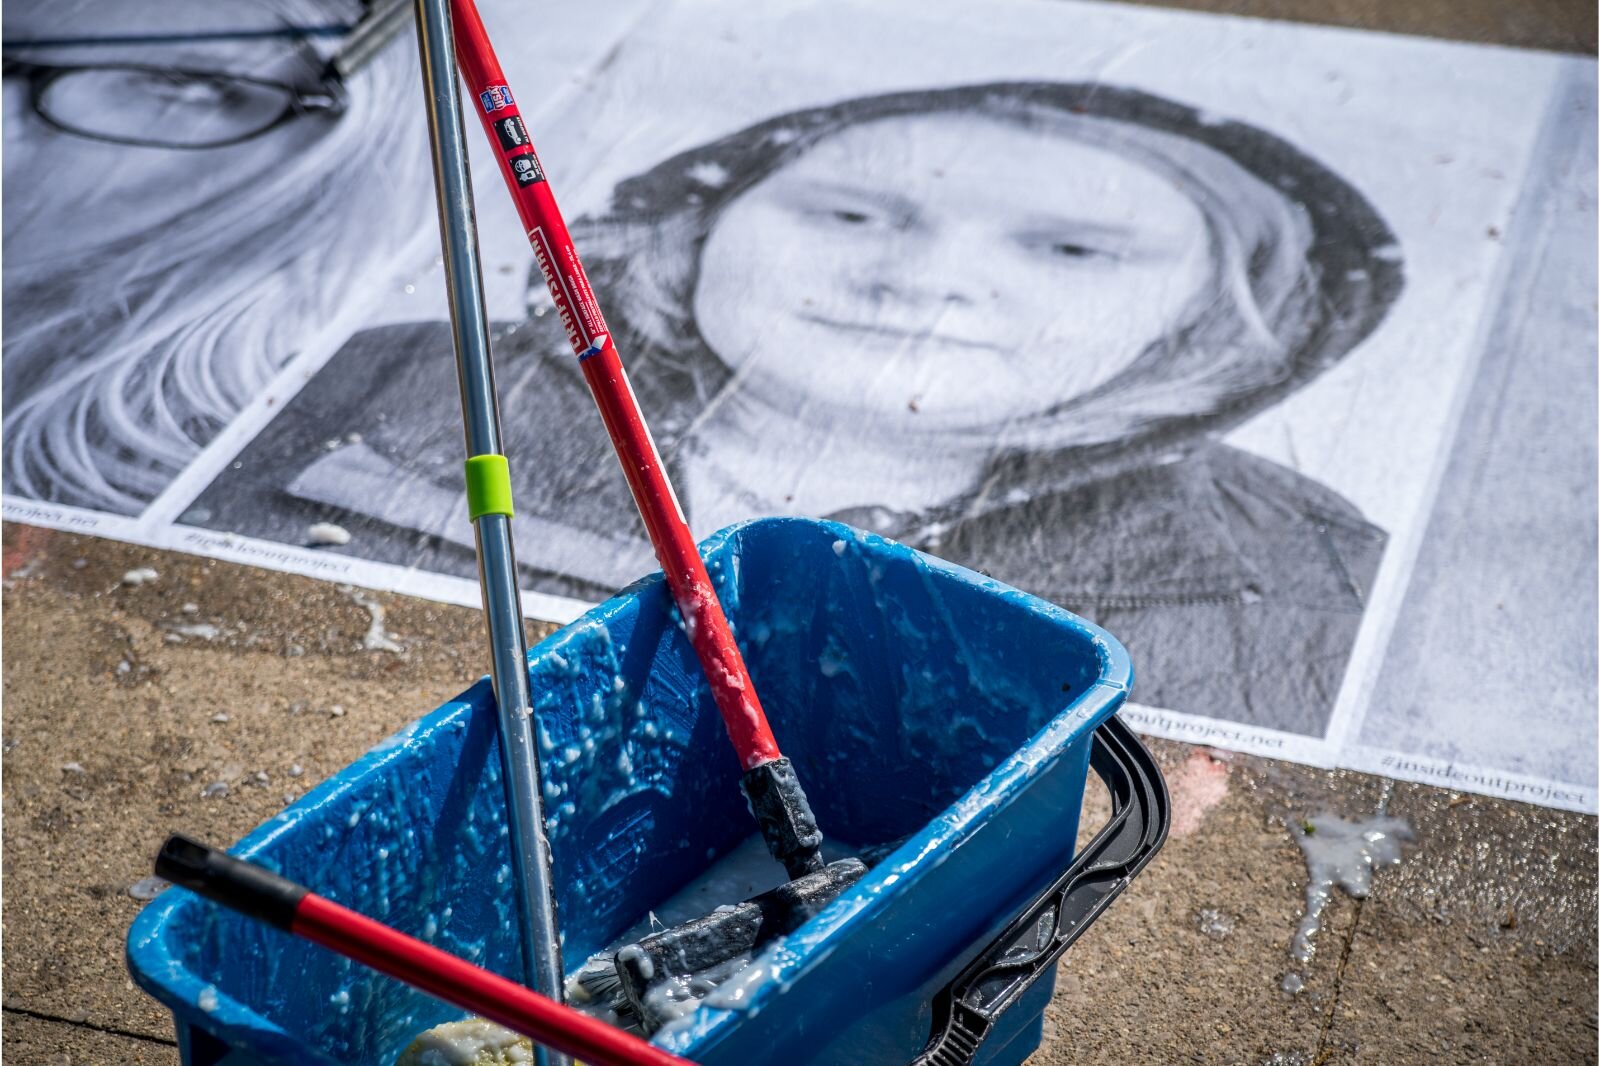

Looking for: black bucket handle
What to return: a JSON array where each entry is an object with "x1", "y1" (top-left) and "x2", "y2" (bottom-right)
[{"x1": 911, "y1": 714, "x2": 1170, "y2": 1066}]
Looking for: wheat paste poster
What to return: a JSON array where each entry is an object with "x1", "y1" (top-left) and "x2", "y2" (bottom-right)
[{"x1": 4, "y1": 0, "x2": 1594, "y2": 810}]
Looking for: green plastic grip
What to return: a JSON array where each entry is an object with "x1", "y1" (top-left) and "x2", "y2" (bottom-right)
[{"x1": 465, "y1": 454, "x2": 514, "y2": 520}]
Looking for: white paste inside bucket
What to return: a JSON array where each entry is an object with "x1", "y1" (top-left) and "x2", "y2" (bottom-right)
[{"x1": 394, "y1": 1018, "x2": 532, "y2": 1065}]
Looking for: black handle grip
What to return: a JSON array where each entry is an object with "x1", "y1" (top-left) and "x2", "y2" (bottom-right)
[
  {"x1": 155, "y1": 834, "x2": 308, "y2": 931},
  {"x1": 912, "y1": 714, "x2": 1170, "y2": 1066}
]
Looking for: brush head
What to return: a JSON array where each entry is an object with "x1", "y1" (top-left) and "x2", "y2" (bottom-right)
[
  {"x1": 566, "y1": 954, "x2": 640, "y2": 1030},
  {"x1": 615, "y1": 857, "x2": 867, "y2": 1032}
]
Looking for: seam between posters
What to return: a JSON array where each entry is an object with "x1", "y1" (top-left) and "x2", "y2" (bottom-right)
[{"x1": 1318, "y1": 56, "x2": 1590, "y2": 760}]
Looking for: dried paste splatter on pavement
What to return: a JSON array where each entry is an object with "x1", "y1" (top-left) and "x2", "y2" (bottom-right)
[
  {"x1": 1195, "y1": 907, "x2": 1235, "y2": 939},
  {"x1": 164, "y1": 621, "x2": 224, "y2": 642},
  {"x1": 128, "y1": 876, "x2": 171, "y2": 901}
]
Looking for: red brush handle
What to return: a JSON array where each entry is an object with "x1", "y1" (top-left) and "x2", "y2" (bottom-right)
[
  {"x1": 154, "y1": 835, "x2": 694, "y2": 1066},
  {"x1": 449, "y1": 0, "x2": 780, "y2": 770},
  {"x1": 293, "y1": 895, "x2": 691, "y2": 1066}
]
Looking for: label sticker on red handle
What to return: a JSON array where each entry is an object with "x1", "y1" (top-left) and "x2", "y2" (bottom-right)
[
  {"x1": 494, "y1": 116, "x2": 529, "y2": 151},
  {"x1": 478, "y1": 84, "x2": 514, "y2": 112},
  {"x1": 509, "y1": 152, "x2": 545, "y2": 187}
]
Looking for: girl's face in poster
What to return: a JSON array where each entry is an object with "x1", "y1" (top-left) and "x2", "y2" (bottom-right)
[{"x1": 692, "y1": 112, "x2": 1212, "y2": 433}]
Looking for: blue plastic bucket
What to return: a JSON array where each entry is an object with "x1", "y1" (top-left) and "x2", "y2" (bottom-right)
[{"x1": 127, "y1": 518, "x2": 1154, "y2": 1066}]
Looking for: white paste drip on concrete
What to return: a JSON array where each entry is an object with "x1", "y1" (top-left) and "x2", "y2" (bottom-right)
[
  {"x1": 342, "y1": 586, "x2": 403, "y2": 653},
  {"x1": 1288, "y1": 814, "x2": 1413, "y2": 964}
]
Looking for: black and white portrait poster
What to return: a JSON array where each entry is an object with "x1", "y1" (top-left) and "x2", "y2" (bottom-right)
[{"x1": 5, "y1": 0, "x2": 1595, "y2": 811}]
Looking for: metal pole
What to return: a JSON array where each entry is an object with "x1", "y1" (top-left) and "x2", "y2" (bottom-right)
[{"x1": 410, "y1": 2, "x2": 568, "y2": 1061}]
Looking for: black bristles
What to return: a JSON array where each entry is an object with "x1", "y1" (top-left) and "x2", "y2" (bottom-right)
[{"x1": 568, "y1": 954, "x2": 639, "y2": 1029}]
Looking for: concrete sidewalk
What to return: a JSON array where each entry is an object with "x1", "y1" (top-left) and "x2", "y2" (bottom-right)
[{"x1": 3, "y1": 526, "x2": 1594, "y2": 1064}]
